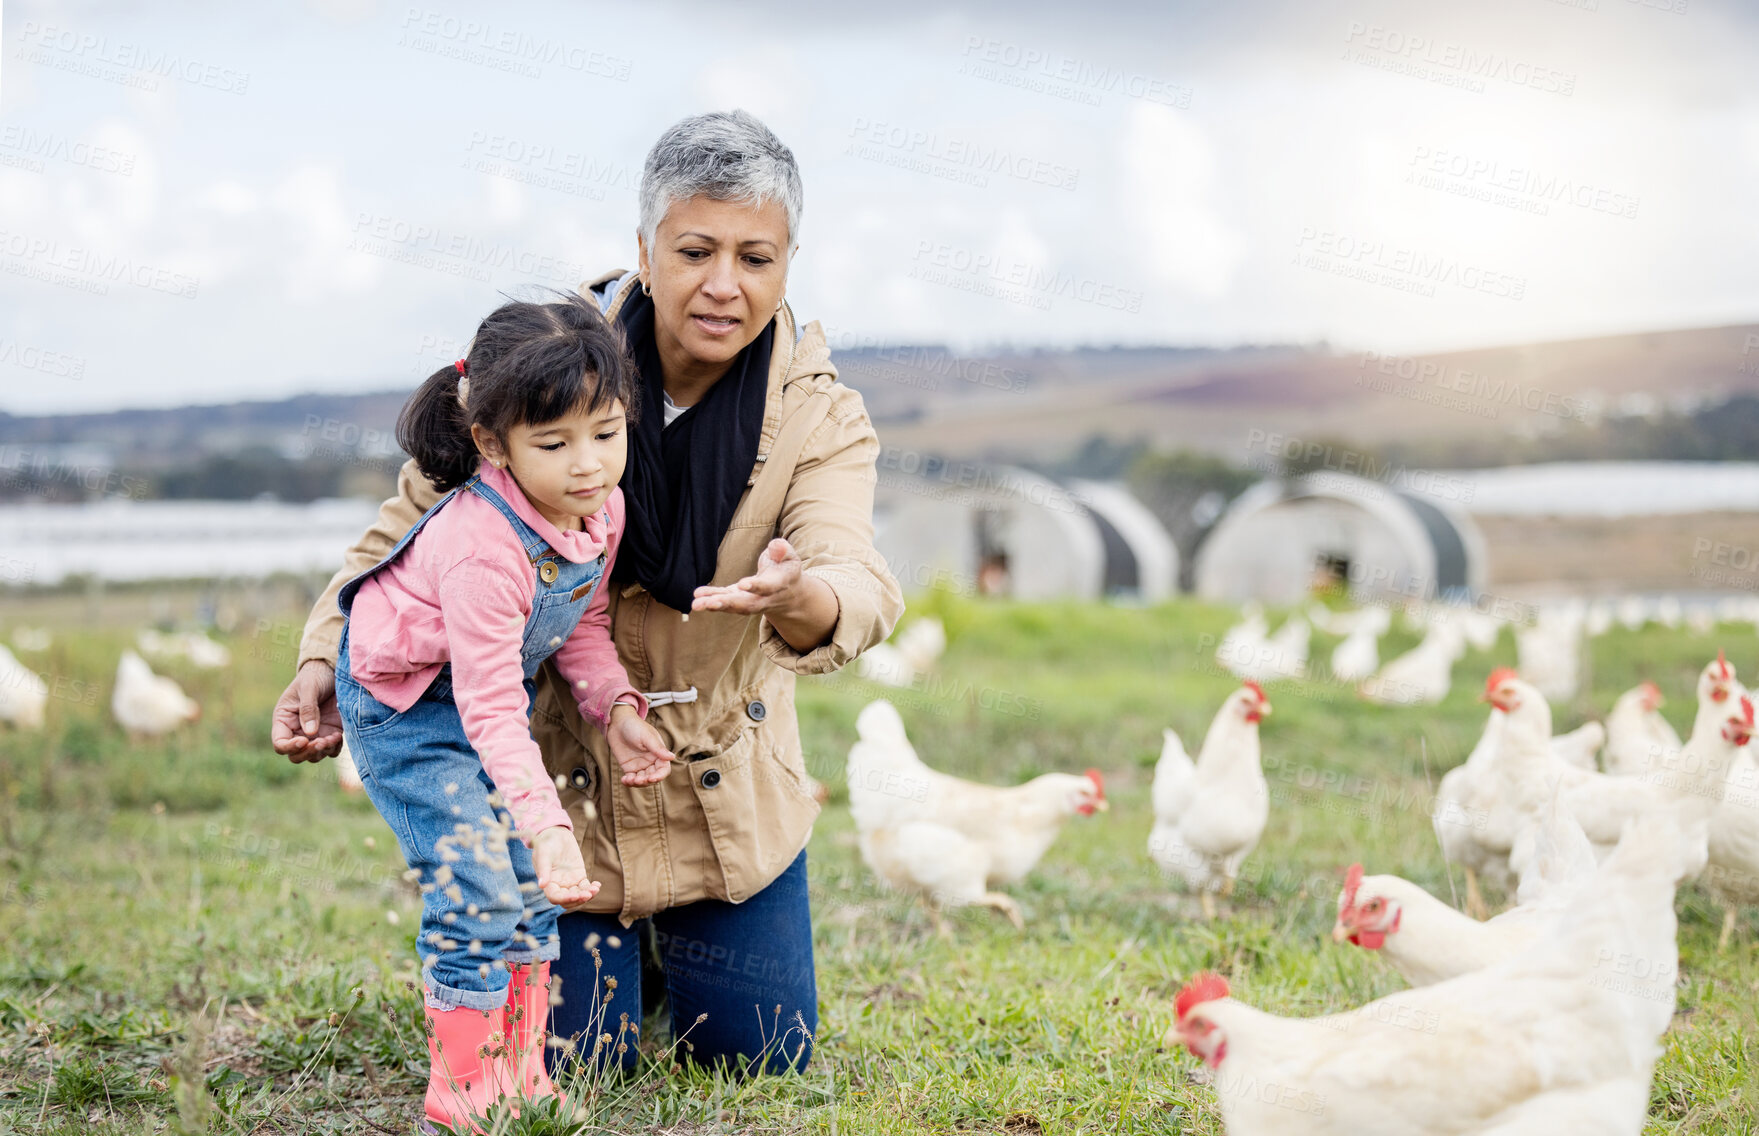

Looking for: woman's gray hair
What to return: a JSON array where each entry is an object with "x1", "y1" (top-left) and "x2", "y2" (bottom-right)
[{"x1": 639, "y1": 110, "x2": 803, "y2": 253}]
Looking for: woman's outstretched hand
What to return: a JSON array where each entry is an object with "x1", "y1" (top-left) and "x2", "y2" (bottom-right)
[
  {"x1": 271, "y1": 660, "x2": 346, "y2": 761},
  {"x1": 607, "y1": 703, "x2": 674, "y2": 785},
  {"x1": 533, "y1": 826, "x2": 601, "y2": 908},
  {"x1": 690, "y1": 538, "x2": 839, "y2": 651}
]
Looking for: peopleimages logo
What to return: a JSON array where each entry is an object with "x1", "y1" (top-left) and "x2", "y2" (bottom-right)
[
  {"x1": 14, "y1": 21, "x2": 251, "y2": 94},
  {"x1": 846, "y1": 117, "x2": 1081, "y2": 192},
  {"x1": 1341, "y1": 21, "x2": 1577, "y2": 97},
  {"x1": 909, "y1": 241, "x2": 1144, "y2": 313},
  {"x1": 0, "y1": 230, "x2": 199, "y2": 299},
  {"x1": 1293, "y1": 228, "x2": 1527, "y2": 301}
]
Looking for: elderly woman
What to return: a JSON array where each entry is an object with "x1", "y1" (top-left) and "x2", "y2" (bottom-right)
[{"x1": 272, "y1": 110, "x2": 902, "y2": 1075}]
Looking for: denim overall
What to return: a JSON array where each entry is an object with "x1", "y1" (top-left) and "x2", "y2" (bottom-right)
[{"x1": 333, "y1": 473, "x2": 607, "y2": 1011}]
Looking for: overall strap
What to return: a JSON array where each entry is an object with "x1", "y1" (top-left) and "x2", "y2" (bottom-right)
[
  {"x1": 463, "y1": 475, "x2": 551, "y2": 563},
  {"x1": 336, "y1": 480, "x2": 467, "y2": 616}
]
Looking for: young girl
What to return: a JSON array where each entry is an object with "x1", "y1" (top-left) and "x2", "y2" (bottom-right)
[{"x1": 334, "y1": 295, "x2": 673, "y2": 1129}]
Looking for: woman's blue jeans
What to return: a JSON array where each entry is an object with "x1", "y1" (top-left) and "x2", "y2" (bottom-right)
[{"x1": 548, "y1": 850, "x2": 817, "y2": 1077}]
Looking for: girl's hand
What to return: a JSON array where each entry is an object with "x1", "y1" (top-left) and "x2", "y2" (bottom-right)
[
  {"x1": 607, "y1": 704, "x2": 674, "y2": 786},
  {"x1": 691, "y1": 538, "x2": 839, "y2": 652},
  {"x1": 532, "y1": 827, "x2": 600, "y2": 908}
]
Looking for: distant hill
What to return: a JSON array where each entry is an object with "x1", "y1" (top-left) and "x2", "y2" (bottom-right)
[
  {"x1": 863, "y1": 322, "x2": 1759, "y2": 463},
  {"x1": 3, "y1": 320, "x2": 1755, "y2": 501},
  {"x1": 0, "y1": 390, "x2": 411, "y2": 464}
]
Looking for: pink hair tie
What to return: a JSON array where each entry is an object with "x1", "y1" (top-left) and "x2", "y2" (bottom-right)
[{"x1": 453, "y1": 358, "x2": 471, "y2": 407}]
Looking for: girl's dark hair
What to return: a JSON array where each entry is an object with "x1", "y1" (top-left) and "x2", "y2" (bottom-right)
[{"x1": 398, "y1": 292, "x2": 640, "y2": 492}]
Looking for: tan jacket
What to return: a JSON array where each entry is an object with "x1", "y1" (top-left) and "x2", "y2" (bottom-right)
[{"x1": 299, "y1": 270, "x2": 902, "y2": 923}]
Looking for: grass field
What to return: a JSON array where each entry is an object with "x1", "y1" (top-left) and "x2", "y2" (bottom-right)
[{"x1": 1, "y1": 585, "x2": 1755, "y2": 1134}]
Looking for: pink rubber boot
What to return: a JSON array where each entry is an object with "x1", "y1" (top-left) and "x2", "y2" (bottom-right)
[
  {"x1": 504, "y1": 960, "x2": 564, "y2": 1101},
  {"x1": 422, "y1": 996, "x2": 515, "y2": 1132}
]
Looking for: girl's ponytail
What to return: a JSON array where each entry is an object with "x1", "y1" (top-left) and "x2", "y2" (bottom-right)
[{"x1": 397, "y1": 360, "x2": 479, "y2": 492}]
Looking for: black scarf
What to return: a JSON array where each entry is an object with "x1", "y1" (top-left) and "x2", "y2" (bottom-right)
[{"x1": 612, "y1": 286, "x2": 774, "y2": 612}]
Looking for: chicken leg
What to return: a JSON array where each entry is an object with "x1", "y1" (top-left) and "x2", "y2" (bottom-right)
[
  {"x1": 1719, "y1": 906, "x2": 1739, "y2": 952},
  {"x1": 1464, "y1": 868, "x2": 1489, "y2": 921},
  {"x1": 1201, "y1": 892, "x2": 1218, "y2": 921},
  {"x1": 981, "y1": 892, "x2": 1025, "y2": 930}
]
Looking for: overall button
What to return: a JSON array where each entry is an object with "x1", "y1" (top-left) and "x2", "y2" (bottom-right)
[
  {"x1": 537, "y1": 560, "x2": 559, "y2": 584},
  {"x1": 569, "y1": 767, "x2": 592, "y2": 791},
  {"x1": 700, "y1": 769, "x2": 722, "y2": 789},
  {"x1": 746, "y1": 699, "x2": 767, "y2": 722}
]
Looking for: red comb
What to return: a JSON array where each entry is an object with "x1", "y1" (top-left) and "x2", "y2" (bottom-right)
[
  {"x1": 1640, "y1": 681, "x2": 1660, "y2": 696},
  {"x1": 1485, "y1": 667, "x2": 1518, "y2": 694},
  {"x1": 1084, "y1": 768, "x2": 1106, "y2": 797},
  {"x1": 1176, "y1": 972, "x2": 1230, "y2": 1022},
  {"x1": 1717, "y1": 650, "x2": 1731, "y2": 680},
  {"x1": 1341, "y1": 863, "x2": 1364, "y2": 909},
  {"x1": 1242, "y1": 680, "x2": 1266, "y2": 701},
  {"x1": 1742, "y1": 696, "x2": 1754, "y2": 728}
]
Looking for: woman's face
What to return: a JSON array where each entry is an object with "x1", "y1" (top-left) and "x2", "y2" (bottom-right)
[{"x1": 638, "y1": 194, "x2": 792, "y2": 370}]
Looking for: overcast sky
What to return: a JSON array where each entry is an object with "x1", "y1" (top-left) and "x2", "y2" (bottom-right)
[{"x1": 3, "y1": 0, "x2": 1756, "y2": 414}]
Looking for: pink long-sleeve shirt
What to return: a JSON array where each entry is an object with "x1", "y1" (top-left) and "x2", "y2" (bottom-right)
[{"x1": 345, "y1": 461, "x2": 645, "y2": 837}]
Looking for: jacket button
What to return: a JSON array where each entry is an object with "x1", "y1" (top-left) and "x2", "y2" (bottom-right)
[
  {"x1": 746, "y1": 699, "x2": 767, "y2": 722},
  {"x1": 700, "y1": 769, "x2": 722, "y2": 789},
  {"x1": 569, "y1": 767, "x2": 591, "y2": 791}
]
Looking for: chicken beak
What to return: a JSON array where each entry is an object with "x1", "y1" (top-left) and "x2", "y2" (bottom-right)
[
  {"x1": 1094, "y1": 797, "x2": 1110, "y2": 812},
  {"x1": 1330, "y1": 918, "x2": 1350, "y2": 944}
]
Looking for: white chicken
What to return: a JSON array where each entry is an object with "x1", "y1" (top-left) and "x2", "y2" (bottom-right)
[
  {"x1": 1707, "y1": 743, "x2": 1759, "y2": 949},
  {"x1": 1334, "y1": 796, "x2": 1598, "y2": 987},
  {"x1": 335, "y1": 740, "x2": 365, "y2": 793},
  {"x1": 1257, "y1": 615, "x2": 1310, "y2": 682},
  {"x1": 1452, "y1": 607, "x2": 1504, "y2": 653},
  {"x1": 1413, "y1": 602, "x2": 1503, "y2": 653},
  {"x1": 1557, "y1": 658, "x2": 1749, "y2": 860},
  {"x1": 139, "y1": 629, "x2": 231, "y2": 670},
  {"x1": 1359, "y1": 621, "x2": 1463, "y2": 706},
  {"x1": 112, "y1": 649, "x2": 201, "y2": 740},
  {"x1": 854, "y1": 642, "x2": 915, "y2": 687},
  {"x1": 1328, "y1": 622, "x2": 1381, "y2": 683},
  {"x1": 1215, "y1": 605, "x2": 1269, "y2": 680},
  {"x1": 1548, "y1": 720, "x2": 1605, "y2": 772},
  {"x1": 1601, "y1": 682, "x2": 1682, "y2": 778},
  {"x1": 180, "y1": 632, "x2": 232, "y2": 669},
  {"x1": 846, "y1": 699, "x2": 1106, "y2": 932},
  {"x1": 1168, "y1": 812, "x2": 1704, "y2": 1136},
  {"x1": 854, "y1": 616, "x2": 947, "y2": 688},
  {"x1": 1305, "y1": 604, "x2": 1388, "y2": 637},
  {"x1": 0, "y1": 644, "x2": 48, "y2": 730},
  {"x1": 10, "y1": 627, "x2": 51, "y2": 652},
  {"x1": 1516, "y1": 604, "x2": 1586, "y2": 703},
  {"x1": 1433, "y1": 668, "x2": 1590, "y2": 918},
  {"x1": 1148, "y1": 681, "x2": 1272, "y2": 918}
]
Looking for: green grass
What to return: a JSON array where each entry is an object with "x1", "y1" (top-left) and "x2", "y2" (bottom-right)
[{"x1": 0, "y1": 589, "x2": 1755, "y2": 1133}]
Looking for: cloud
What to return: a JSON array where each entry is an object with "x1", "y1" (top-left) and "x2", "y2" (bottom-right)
[{"x1": 1118, "y1": 102, "x2": 1240, "y2": 299}]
